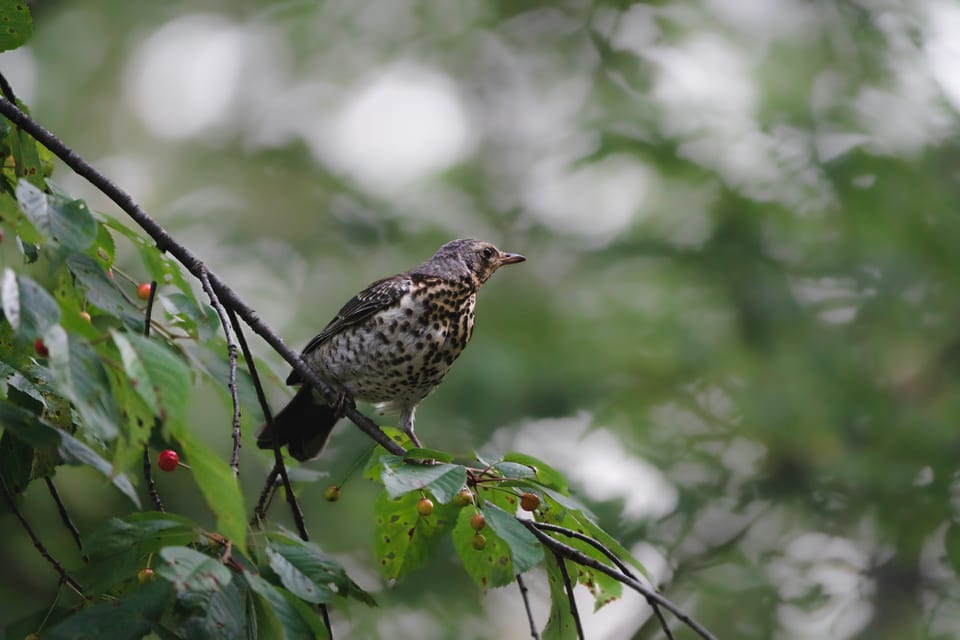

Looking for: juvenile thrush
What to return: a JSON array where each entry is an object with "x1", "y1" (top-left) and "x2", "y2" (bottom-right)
[{"x1": 257, "y1": 239, "x2": 526, "y2": 461}]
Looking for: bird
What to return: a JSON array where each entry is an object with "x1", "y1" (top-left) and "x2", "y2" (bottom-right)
[{"x1": 256, "y1": 238, "x2": 526, "y2": 461}]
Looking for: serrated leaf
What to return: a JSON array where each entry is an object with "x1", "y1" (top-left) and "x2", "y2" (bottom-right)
[
  {"x1": 43, "y1": 581, "x2": 173, "y2": 640},
  {"x1": 373, "y1": 490, "x2": 458, "y2": 581},
  {"x1": 85, "y1": 512, "x2": 199, "y2": 559},
  {"x1": 502, "y1": 452, "x2": 569, "y2": 492},
  {"x1": 177, "y1": 572, "x2": 249, "y2": 640},
  {"x1": 0, "y1": 397, "x2": 140, "y2": 506},
  {"x1": 452, "y1": 506, "x2": 515, "y2": 590},
  {"x1": 66, "y1": 253, "x2": 141, "y2": 327},
  {"x1": 158, "y1": 546, "x2": 232, "y2": 594},
  {"x1": 0, "y1": 1, "x2": 32, "y2": 53},
  {"x1": 266, "y1": 546, "x2": 330, "y2": 604},
  {"x1": 16, "y1": 180, "x2": 96, "y2": 251},
  {"x1": 46, "y1": 325, "x2": 119, "y2": 441},
  {"x1": 169, "y1": 427, "x2": 247, "y2": 550},
  {"x1": 245, "y1": 571, "x2": 321, "y2": 640},
  {"x1": 363, "y1": 428, "x2": 415, "y2": 482},
  {"x1": 380, "y1": 455, "x2": 467, "y2": 503},
  {"x1": 111, "y1": 331, "x2": 191, "y2": 425},
  {"x1": 482, "y1": 506, "x2": 543, "y2": 574},
  {"x1": 267, "y1": 531, "x2": 376, "y2": 606},
  {"x1": 1, "y1": 269, "x2": 59, "y2": 339},
  {"x1": 403, "y1": 447, "x2": 454, "y2": 463}
]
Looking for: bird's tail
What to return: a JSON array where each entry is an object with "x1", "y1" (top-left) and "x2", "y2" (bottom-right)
[{"x1": 256, "y1": 387, "x2": 339, "y2": 461}]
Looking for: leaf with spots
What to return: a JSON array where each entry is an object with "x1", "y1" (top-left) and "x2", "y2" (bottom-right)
[
  {"x1": 482, "y1": 505, "x2": 543, "y2": 574},
  {"x1": 157, "y1": 546, "x2": 232, "y2": 594},
  {"x1": 362, "y1": 428, "x2": 415, "y2": 482},
  {"x1": 42, "y1": 581, "x2": 173, "y2": 640},
  {"x1": 111, "y1": 330, "x2": 191, "y2": 426},
  {"x1": 451, "y1": 505, "x2": 515, "y2": 590},
  {"x1": 0, "y1": 0, "x2": 32, "y2": 53},
  {"x1": 380, "y1": 454, "x2": 467, "y2": 503},
  {"x1": 67, "y1": 253, "x2": 141, "y2": 329},
  {"x1": 542, "y1": 552, "x2": 578, "y2": 640},
  {"x1": 373, "y1": 489, "x2": 458, "y2": 581}
]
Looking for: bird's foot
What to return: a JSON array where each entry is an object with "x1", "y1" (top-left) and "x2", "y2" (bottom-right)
[{"x1": 331, "y1": 389, "x2": 355, "y2": 420}]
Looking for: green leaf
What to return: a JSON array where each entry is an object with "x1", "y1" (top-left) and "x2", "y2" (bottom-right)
[
  {"x1": 403, "y1": 447, "x2": 455, "y2": 463},
  {"x1": 65, "y1": 253, "x2": 141, "y2": 327},
  {"x1": 373, "y1": 490, "x2": 458, "y2": 581},
  {"x1": 157, "y1": 546, "x2": 232, "y2": 594},
  {"x1": 46, "y1": 325, "x2": 119, "y2": 441},
  {"x1": 0, "y1": 1, "x2": 32, "y2": 53},
  {"x1": 542, "y1": 553, "x2": 578, "y2": 640},
  {"x1": 266, "y1": 546, "x2": 330, "y2": 604},
  {"x1": 177, "y1": 573, "x2": 249, "y2": 640},
  {"x1": 1, "y1": 269, "x2": 60, "y2": 340},
  {"x1": 482, "y1": 506, "x2": 543, "y2": 574},
  {"x1": 451, "y1": 506, "x2": 514, "y2": 590},
  {"x1": 267, "y1": 531, "x2": 376, "y2": 606},
  {"x1": 169, "y1": 427, "x2": 247, "y2": 550},
  {"x1": 111, "y1": 331, "x2": 191, "y2": 425},
  {"x1": 0, "y1": 429, "x2": 32, "y2": 494},
  {"x1": 88, "y1": 219, "x2": 116, "y2": 268},
  {"x1": 362, "y1": 428, "x2": 415, "y2": 482},
  {"x1": 43, "y1": 581, "x2": 173, "y2": 640},
  {"x1": 0, "y1": 398, "x2": 140, "y2": 506},
  {"x1": 380, "y1": 455, "x2": 467, "y2": 503},
  {"x1": 502, "y1": 452, "x2": 569, "y2": 493},
  {"x1": 16, "y1": 180, "x2": 96, "y2": 251},
  {"x1": 85, "y1": 512, "x2": 199, "y2": 559},
  {"x1": 244, "y1": 571, "x2": 320, "y2": 640}
]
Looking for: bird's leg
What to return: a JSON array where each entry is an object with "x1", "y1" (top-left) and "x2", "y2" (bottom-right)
[
  {"x1": 331, "y1": 388, "x2": 354, "y2": 420},
  {"x1": 399, "y1": 406, "x2": 422, "y2": 448}
]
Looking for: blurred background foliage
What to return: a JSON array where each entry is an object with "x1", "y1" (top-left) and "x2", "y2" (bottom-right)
[{"x1": 2, "y1": 0, "x2": 960, "y2": 638}]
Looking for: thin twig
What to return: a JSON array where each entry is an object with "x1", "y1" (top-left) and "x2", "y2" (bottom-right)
[
  {"x1": 228, "y1": 304, "x2": 307, "y2": 535},
  {"x1": 0, "y1": 92, "x2": 405, "y2": 458},
  {"x1": 553, "y1": 551, "x2": 585, "y2": 640},
  {"x1": 143, "y1": 280, "x2": 157, "y2": 337},
  {"x1": 319, "y1": 603, "x2": 333, "y2": 639},
  {"x1": 44, "y1": 477, "x2": 87, "y2": 562},
  {"x1": 0, "y1": 473, "x2": 84, "y2": 595},
  {"x1": 198, "y1": 268, "x2": 241, "y2": 477},
  {"x1": 515, "y1": 573, "x2": 541, "y2": 639},
  {"x1": 144, "y1": 445, "x2": 165, "y2": 511},
  {"x1": 521, "y1": 520, "x2": 717, "y2": 640},
  {"x1": 534, "y1": 522, "x2": 674, "y2": 640}
]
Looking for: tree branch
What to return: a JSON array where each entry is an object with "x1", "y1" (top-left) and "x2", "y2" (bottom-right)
[
  {"x1": 0, "y1": 95, "x2": 405, "y2": 458},
  {"x1": 521, "y1": 520, "x2": 717, "y2": 640},
  {"x1": 1, "y1": 474, "x2": 84, "y2": 595},
  {"x1": 553, "y1": 551, "x2": 585, "y2": 640},
  {"x1": 44, "y1": 477, "x2": 87, "y2": 562},
  {"x1": 198, "y1": 268, "x2": 242, "y2": 477},
  {"x1": 515, "y1": 573, "x2": 541, "y2": 639},
  {"x1": 533, "y1": 522, "x2": 674, "y2": 640}
]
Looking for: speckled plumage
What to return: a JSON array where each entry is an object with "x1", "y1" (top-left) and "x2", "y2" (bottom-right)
[{"x1": 257, "y1": 239, "x2": 525, "y2": 461}]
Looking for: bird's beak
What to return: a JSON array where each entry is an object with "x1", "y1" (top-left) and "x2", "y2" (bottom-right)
[{"x1": 499, "y1": 251, "x2": 526, "y2": 265}]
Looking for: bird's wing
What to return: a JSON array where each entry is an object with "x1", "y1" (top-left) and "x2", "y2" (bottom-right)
[{"x1": 286, "y1": 275, "x2": 411, "y2": 385}]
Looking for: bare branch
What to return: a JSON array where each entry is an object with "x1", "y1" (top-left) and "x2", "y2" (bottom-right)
[
  {"x1": 515, "y1": 573, "x2": 541, "y2": 639},
  {"x1": 198, "y1": 268, "x2": 242, "y2": 477},
  {"x1": 534, "y1": 522, "x2": 674, "y2": 640},
  {"x1": 553, "y1": 551, "x2": 585, "y2": 640},
  {"x1": 521, "y1": 520, "x2": 717, "y2": 640},
  {"x1": 143, "y1": 280, "x2": 157, "y2": 337},
  {"x1": 44, "y1": 477, "x2": 87, "y2": 562},
  {"x1": 0, "y1": 473, "x2": 84, "y2": 596},
  {"x1": 143, "y1": 445, "x2": 165, "y2": 512}
]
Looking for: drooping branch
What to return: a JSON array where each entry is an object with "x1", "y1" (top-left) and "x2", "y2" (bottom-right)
[
  {"x1": 1, "y1": 474, "x2": 84, "y2": 595},
  {"x1": 515, "y1": 573, "x2": 541, "y2": 640},
  {"x1": 198, "y1": 268, "x2": 242, "y2": 477},
  {"x1": 44, "y1": 477, "x2": 86, "y2": 562},
  {"x1": 522, "y1": 520, "x2": 718, "y2": 640},
  {"x1": 533, "y1": 522, "x2": 674, "y2": 639},
  {"x1": 552, "y1": 551, "x2": 585, "y2": 640},
  {"x1": 0, "y1": 94, "x2": 405, "y2": 458}
]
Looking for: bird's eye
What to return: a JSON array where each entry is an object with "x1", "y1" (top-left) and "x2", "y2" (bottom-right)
[{"x1": 480, "y1": 246, "x2": 495, "y2": 260}]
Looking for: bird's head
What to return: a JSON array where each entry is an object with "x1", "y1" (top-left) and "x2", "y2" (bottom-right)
[{"x1": 427, "y1": 238, "x2": 526, "y2": 284}]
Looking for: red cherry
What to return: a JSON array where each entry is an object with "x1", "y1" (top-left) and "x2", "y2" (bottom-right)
[
  {"x1": 157, "y1": 449, "x2": 179, "y2": 472},
  {"x1": 34, "y1": 338, "x2": 48, "y2": 357},
  {"x1": 137, "y1": 282, "x2": 153, "y2": 300}
]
